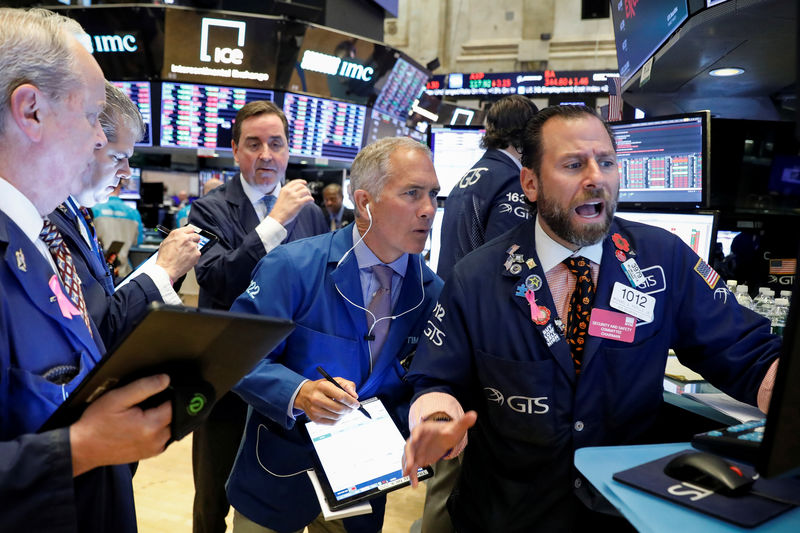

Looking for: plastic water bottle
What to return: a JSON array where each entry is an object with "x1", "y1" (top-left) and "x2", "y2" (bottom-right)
[
  {"x1": 736, "y1": 285, "x2": 753, "y2": 310},
  {"x1": 727, "y1": 280, "x2": 738, "y2": 292},
  {"x1": 771, "y1": 298, "x2": 789, "y2": 336},
  {"x1": 753, "y1": 288, "x2": 775, "y2": 318},
  {"x1": 780, "y1": 290, "x2": 792, "y2": 304}
]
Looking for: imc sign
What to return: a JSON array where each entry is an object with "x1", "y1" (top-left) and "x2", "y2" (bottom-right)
[
  {"x1": 162, "y1": 10, "x2": 278, "y2": 88},
  {"x1": 87, "y1": 33, "x2": 139, "y2": 53}
]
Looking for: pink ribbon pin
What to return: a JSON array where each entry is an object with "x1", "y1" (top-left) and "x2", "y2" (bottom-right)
[
  {"x1": 525, "y1": 289, "x2": 539, "y2": 322},
  {"x1": 49, "y1": 275, "x2": 80, "y2": 319}
]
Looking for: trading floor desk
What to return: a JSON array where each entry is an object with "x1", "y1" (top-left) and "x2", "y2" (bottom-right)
[{"x1": 575, "y1": 443, "x2": 800, "y2": 532}]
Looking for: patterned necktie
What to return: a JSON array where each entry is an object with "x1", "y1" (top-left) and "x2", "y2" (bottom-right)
[
  {"x1": 40, "y1": 220, "x2": 93, "y2": 336},
  {"x1": 367, "y1": 264, "x2": 393, "y2": 366},
  {"x1": 78, "y1": 206, "x2": 96, "y2": 239},
  {"x1": 261, "y1": 195, "x2": 276, "y2": 218},
  {"x1": 563, "y1": 256, "x2": 595, "y2": 374}
]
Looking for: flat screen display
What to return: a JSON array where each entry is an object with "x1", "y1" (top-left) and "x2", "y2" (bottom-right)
[
  {"x1": 611, "y1": 112, "x2": 709, "y2": 207},
  {"x1": 611, "y1": 0, "x2": 689, "y2": 85},
  {"x1": 372, "y1": 56, "x2": 429, "y2": 121},
  {"x1": 119, "y1": 167, "x2": 142, "y2": 200},
  {"x1": 283, "y1": 92, "x2": 367, "y2": 162},
  {"x1": 110, "y1": 81, "x2": 153, "y2": 147},
  {"x1": 159, "y1": 82, "x2": 274, "y2": 151},
  {"x1": 364, "y1": 109, "x2": 424, "y2": 145},
  {"x1": 429, "y1": 126, "x2": 486, "y2": 197},
  {"x1": 616, "y1": 211, "x2": 716, "y2": 262}
]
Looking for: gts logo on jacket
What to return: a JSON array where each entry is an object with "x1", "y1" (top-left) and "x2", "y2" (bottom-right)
[{"x1": 484, "y1": 387, "x2": 549, "y2": 414}]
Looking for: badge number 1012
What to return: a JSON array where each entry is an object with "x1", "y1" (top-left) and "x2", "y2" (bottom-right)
[{"x1": 610, "y1": 282, "x2": 655, "y2": 322}]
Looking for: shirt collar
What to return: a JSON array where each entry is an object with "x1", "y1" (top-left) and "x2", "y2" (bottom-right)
[
  {"x1": 535, "y1": 214, "x2": 604, "y2": 273},
  {"x1": 350, "y1": 223, "x2": 408, "y2": 278},
  {"x1": 239, "y1": 173, "x2": 281, "y2": 206},
  {"x1": 0, "y1": 176, "x2": 45, "y2": 243},
  {"x1": 498, "y1": 148, "x2": 523, "y2": 170}
]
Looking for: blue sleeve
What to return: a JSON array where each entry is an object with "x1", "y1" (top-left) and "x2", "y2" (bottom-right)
[
  {"x1": 0, "y1": 429, "x2": 77, "y2": 531},
  {"x1": 668, "y1": 238, "x2": 780, "y2": 405},
  {"x1": 483, "y1": 176, "x2": 528, "y2": 243},
  {"x1": 97, "y1": 275, "x2": 162, "y2": 347},
  {"x1": 230, "y1": 247, "x2": 309, "y2": 429}
]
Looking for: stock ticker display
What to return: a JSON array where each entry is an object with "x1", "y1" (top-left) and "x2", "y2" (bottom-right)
[
  {"x1": 159, "y1": 82, "x2": 274, "y2": 150},
  {"x1": 372, "y1": 57, "x2": 429, "y2": 120},
  {"x1": 111, "y1": 81, "x2": 153, "y2": 146},
  {"x1": 283, "y1": 93, "x2": 367, "y2": 162},
  {"x1": 612, "y1": 116, "x2": 705, "y2": 205}
]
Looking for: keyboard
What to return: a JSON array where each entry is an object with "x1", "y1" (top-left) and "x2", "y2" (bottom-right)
[{"x1": 691, "y1": 418, "x2": 766, "y2": 463}]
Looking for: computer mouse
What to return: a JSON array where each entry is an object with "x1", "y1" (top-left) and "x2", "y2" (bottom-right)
[{"x1": 663, "y1": 451, "x2": 756, "y2": 495}]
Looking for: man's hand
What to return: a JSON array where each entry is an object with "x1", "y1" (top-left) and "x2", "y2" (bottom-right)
[
  {"x1": 269, "y1": 179, "x2": 314, "y2": 226},
  {"x1": 155, "y1": 226, "x2": 201, "y2": 281},
  {"x1": 294, "y1": 377, "x2": 360, "y2": 424},
  {"x1": 402, "y1": 411, "x2": 477, "y2": 487},
  {"x1": 69, "y1": 374, "x2": 173, "y2": 477}
]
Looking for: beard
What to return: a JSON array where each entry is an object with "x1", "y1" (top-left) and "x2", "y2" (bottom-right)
[{"x1": 536, "y1": 183, "x2": 618, "y2": 247}]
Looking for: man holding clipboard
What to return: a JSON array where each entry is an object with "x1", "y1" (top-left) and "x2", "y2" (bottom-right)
[{"x1": 226, "y1": 137, "x2": 444, "y2": 533}]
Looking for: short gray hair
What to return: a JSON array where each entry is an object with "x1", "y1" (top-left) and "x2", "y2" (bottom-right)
[
  {"x1": 348, "y1": 137, "x2": 431, "y2": 205},
  {"x1": 0, "y1": 8, "x2": 87, "y2": 135},
  {"x1": 101, "y1": 81, "x2": 145, "y2": 143}
]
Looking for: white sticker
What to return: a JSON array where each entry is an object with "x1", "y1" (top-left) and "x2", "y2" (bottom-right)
[
  {"x1": 610, "y1": 281, "x2": 655, "y2": 322},
  {"x1": 621, "y1": 258, "x2": 647, "y2": 288}
]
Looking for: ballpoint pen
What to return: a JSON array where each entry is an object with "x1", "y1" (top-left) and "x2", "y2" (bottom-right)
[
  {"x1": 156, "y1": 224, "x2": 171, "y2": 236},
  {"x1": 316, "y1": 365, "x2": 371, "y2": 419}
]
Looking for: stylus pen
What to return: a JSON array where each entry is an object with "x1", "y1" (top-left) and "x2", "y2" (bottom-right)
[
  {"x1": 316, "y1": 365, "x2": 371, "y2": 419},
  {"x1": 156, "y1": 225, "x2": 171, "y2": 236}
]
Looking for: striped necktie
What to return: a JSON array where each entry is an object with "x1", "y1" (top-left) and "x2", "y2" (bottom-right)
[{"x1": 40, "y1": 220, "x2": 93, "y2": 336}]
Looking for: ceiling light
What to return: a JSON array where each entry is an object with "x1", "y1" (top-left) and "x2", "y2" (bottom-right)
[{"x1": 709, "y1": 67, "x2": 745, "y2": 77}]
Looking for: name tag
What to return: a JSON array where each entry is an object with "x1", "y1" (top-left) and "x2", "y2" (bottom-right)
[
  {"x1": 588, "y1": 308, "x2": 636, "y2": 343},
  {"x1": 621, "y1": 258, "x2": 646, "y2": 288},
  {"x1": 610, "y1": 282, "x2": 655, "y2": 322}
]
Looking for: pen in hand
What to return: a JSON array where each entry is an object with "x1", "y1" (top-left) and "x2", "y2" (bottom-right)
[
  {"x1": 316, "y1": 366, "x2": 372, "y2": 419},
  {"x1": 156, "y1": 225, "x2": 171, "y2": 236}
]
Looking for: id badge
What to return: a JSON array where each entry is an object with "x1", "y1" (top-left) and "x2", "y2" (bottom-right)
[
  {"x1": 610, "y1": 282, "x2": 655, "y2": 322},
  {"x1": 621, "y1": 258, "x2": 646, "y2": 288}
]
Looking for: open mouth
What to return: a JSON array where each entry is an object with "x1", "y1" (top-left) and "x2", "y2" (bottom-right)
[{"x1": 574, "y1": 200, "x2": 604, "y2": 219}]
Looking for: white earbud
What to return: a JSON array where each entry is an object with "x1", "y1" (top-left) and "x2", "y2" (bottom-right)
[{"x1": 366, "y1": 203, "x2": 372, "y2": 221}]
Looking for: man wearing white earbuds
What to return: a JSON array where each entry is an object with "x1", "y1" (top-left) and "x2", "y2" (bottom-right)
[{"x1": 225, "y1": 137, "x2": 444, "y2": 533}]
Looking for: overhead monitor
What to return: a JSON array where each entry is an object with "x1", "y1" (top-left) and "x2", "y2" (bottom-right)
[
  {"x1": 282, "y1": 92, "x2": 367, "y2": 162},
  {"x1": 372, "y1": 56, "x2": 429, "y2": 121},
  {"x1": 110, "y1": 81, "x2": 153, "y2": 147},
  {"x1": 364, "y1": 109, "x2": 424, "y2": 145},
  {"x1": 615, "y1": 211, "x2": 717, "y2": 262},
  {"x1": 159, "y1": 82, "x2": 274, "y2": 151},
  {"x1": 610, "y1": 111, "x2": 709, "y2": 208},
  {"x1": 611, "y1": 0, "x2": 689, "y2": 86},
  {"x1": 429, "y1": 126, "x2": 486, "y2": 197},
  {"x1": 199, "y1": 169, "x2": 239, "y2": 194},
  {"x1": 119, "y1": 167, "x2": 142, "y2": 201}
]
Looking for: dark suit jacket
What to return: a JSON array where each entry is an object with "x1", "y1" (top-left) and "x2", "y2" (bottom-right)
[
  {"x1": 49, "y1": 204, "x2": 162, "y2": 347},
  {"x1": 326, "y1": 206, "x2": 355, "y2": 230},
  {"x1": 189, "y1": 176, "x2": 328, "y2": 310}
]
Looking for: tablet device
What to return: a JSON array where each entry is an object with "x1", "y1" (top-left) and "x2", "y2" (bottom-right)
[
  {"x1": 40, "y1": 303, "x2": 294, "y2": 441},
  {"x1": 304, "y1": 397, "x2": 433, "y2": 511}
]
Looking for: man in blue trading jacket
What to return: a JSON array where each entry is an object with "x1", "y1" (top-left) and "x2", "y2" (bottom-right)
[
  {"x1": 226, "y1": 137, "x2": 444, "y2": 533},
  {"x1": 0, "y1": 8, "x2": 172, "y2": 532},
  {"x1": 49, "y1": 81, "x2": 200, "y2": 347},
  {"x1": 401, "y1": 105, "x2": 780, "y2": 532},
  {"x1": 423, "y1": 94, "x2": 538, "y2": 533},
  {"x1": 188, "y1": 100, "x2": 328, "y2": 533},
  {"x1": 436, "y1": 94, "x2": 538, "y2": 281}
]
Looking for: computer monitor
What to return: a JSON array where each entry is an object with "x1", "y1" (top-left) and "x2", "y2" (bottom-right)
[
  {"x1": 372, "y1": 56, "x2": 430, "y2": 121},
  {"x1": 282, "y1": 92, "x2": 367, "y2": 162},
  {"x1": 610, "y1": 111, "x2": 710, "y2": 208},
  {"x1": 758, "y1": 243, "x2": 800, "y2": 478},
  {"x1": 110, "y1": 81, "x2": 153, "y2": 147},
  {"x1": 429, "y1": 126, "x2": 486, "y2": 198},
  {"x1": 611, "y1": 1, "x2": 689, "y2": 86},
  {"x1": 119, "y1": 167, "x2": 142, "y2": 200},
  {"x1": 159, "y1": 82, "x2": 274, "y2": 151},
  {"x1": 615, "y1": 211, "x2": 717, "y2": 262}
]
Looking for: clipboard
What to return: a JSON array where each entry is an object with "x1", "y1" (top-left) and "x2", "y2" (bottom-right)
[
  {"x1": 39, "y1": 303, "x2": 294, "y2": 441},
  {"x1": 304, "y1": 397, "x2": 433, "y2": 511}
]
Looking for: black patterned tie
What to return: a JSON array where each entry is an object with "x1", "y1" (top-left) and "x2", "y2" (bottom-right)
[{"x1": 563, "y1": 256, "x2": 595, "y2": 374}]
